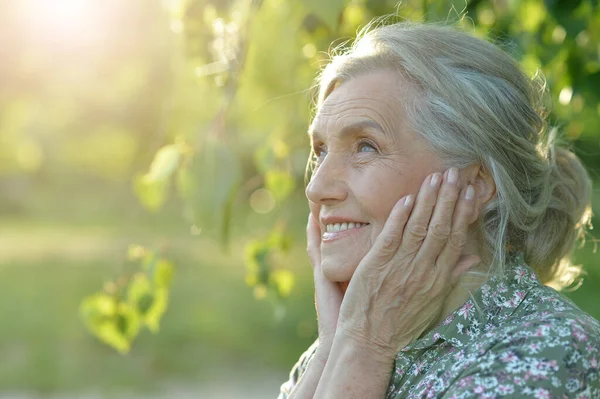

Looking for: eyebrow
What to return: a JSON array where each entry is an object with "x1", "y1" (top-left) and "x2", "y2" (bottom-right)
[{"x1": 308, "y1": 119, "x2": 386, "y2": 141}]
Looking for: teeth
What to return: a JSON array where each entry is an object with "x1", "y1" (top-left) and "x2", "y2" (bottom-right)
[{"x1": 326, "y1": 222, "x2": 366, "y2": 233}]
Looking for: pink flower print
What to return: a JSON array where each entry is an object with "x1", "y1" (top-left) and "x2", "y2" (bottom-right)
[
  {"x1": 458, "y1": 302, "x2": 474, "y2": 319},
  {"x1": 458, "y1": 376, "x2": 472, "y2": 388},
  {"x1": 443, "y1": 314, "x2": 455, "y2": 325},
  {"x1": 473, "y1": 385, "x2": 485, "y2": 394},
  {"x1": 498, "y1": 384, "x2": 513, "y2": 395},
  {"x1": 573, "y1": 327, "x2": 588, "y2": 342},
  {"x1": 534, "y1": 388, "x2": 551, "y2": 399},
  {"x1": 514, "y1": 376, "x2": 524, "y2": 385},
  {"x1": 516, "y1": 268, "x2": 528, "y2": 283},
  {"x1": 500, "y1": 351, "x2": 517, "y2": 363},
  {"x1": 528, "y1": 342, "x2": 541, "y2": 354}
]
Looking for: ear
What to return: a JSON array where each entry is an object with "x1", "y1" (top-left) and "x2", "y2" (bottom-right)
[{"x1": 462, "y1": 164, "x2": 496, "y2": 224}]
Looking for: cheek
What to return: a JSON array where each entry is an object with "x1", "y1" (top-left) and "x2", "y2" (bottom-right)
[
  {"x1": 308, "y1": 201, "x2": 320, "y2": 218},
  {"x1": 321, "y1": 243, "x2": 370, "y2": 282}
]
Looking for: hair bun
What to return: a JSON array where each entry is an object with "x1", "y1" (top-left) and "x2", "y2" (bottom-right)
[{"x1": 524, "y1": 144, "x2": 593, "y2": 289}]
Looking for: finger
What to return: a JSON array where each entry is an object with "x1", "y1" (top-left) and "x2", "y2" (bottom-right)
[
  {"x1": 417, "y1": 168, "x2": 461, "y2": 262},
  {"x1": 401, "y1": 172, "x2": 443, "y2": 255},
  {"x1": 451, "y1": 254, "x2": 481, "y2": 283},
  {"x1": 367, "y1": 194, "x2": 415, "y2": 262},
  {"x1": 437, "y1": 184, "x2": 477, "y2": 281},
  {"x1": 306, "y1": 213, "x2": 322, "y2": 268}
]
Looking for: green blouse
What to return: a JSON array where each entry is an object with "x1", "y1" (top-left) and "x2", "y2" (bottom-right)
[{"x1": 278, "y1": 252, "x2": 600, "y2": 398}]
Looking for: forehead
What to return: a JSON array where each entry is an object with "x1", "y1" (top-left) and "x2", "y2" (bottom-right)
[{"x1": 310, "y1": 70, "x2": 408, "y2": 138}]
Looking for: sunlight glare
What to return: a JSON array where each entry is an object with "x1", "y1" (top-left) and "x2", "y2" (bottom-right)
[{"x1": 18, "y1": 0, "x2": 105, "y2": 45}]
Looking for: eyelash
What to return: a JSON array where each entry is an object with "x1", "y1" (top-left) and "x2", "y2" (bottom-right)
[
  {"x1": 358, "y1": 140, "x2": 377, "y2": 153},
  {"x1": 312, "y1": 140, "x2": 378, "y2": 165}
]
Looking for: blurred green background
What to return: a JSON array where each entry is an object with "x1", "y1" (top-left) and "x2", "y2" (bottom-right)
[{"x1": 1, "y1": 0, "x2": 599, "y2": 397}]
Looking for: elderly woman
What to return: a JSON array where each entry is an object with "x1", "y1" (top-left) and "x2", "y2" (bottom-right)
[{"x1": 278, "y1": 21, "x2": 600, "y2": 399}]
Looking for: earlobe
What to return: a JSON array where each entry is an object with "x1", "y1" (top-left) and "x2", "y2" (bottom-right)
[
  {"x1": 476, "y1": 165, "x2": 496, "y2": 206},
  {"x1": 466, "y1": 165, "x2": 496, "y2": 224}
]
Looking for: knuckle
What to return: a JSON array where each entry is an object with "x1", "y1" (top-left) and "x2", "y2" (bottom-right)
[
  {"x1": 440, "y1": 192, "x2": 458, "y2": 205},
  {"x1": 406, "y1": 223, "x2": 428, "y2": 241},
  {"x1": 379, "y1": 233, "x2": 402, "y2": 257},
  {"x1": 382, "y1": 234, "x2": 397, "y2": 250},
  {"x1": 429, "y1": 222, "x2": 451, "y2": 239},
  {"x1": 449, "y1": 230, "x2": 468, "y2": 249}
]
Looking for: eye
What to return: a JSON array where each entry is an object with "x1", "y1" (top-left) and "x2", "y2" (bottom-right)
[
  {"x1": 358, "y1": 141, "x2": 377, "y2": 153},
  {"x1": 313, "y1": 145, "x2": 328, "y2": 164}
]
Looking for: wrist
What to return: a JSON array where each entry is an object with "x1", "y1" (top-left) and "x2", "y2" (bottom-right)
[{"x1": 332, "y1": 331, "x2": 400, "y2": 365}]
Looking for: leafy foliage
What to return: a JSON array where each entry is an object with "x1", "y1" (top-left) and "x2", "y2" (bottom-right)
[
  {"x1": 80, "y1": 246, "x2": 174, "y2": 353},
  {"x1": 3, "y1": 0, "x2": 594, "y2": 353}
]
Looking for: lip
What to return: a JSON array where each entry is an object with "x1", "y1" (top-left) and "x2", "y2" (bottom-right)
[
  {"x1": 320, "y1": 215, "x2": 368, "y2": 225},
  {"x1": 321, "y1": 223, "x2": 368, "y2": 243}
]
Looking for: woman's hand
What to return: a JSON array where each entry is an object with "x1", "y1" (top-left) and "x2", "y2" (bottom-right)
[
  {"x1": 306, "y1": 212, "x2": 343, "y2": 353},
  {"x1": 336, "y1": 168, "x2": 481, "y2": 359}
]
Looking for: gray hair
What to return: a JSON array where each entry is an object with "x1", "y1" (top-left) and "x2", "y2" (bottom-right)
[{"x1": 311, "y1": 21, "x2": 593, "y2": 290}]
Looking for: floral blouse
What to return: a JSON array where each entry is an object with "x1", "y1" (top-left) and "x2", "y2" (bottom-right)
[{"x1": 278, "y1": 252, "x2": 600, "y2": 398}]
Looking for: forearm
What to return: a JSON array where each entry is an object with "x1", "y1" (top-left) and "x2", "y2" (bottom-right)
[
  {"x1": 288, "y1": 346, "x2": 330, "y2": 399},
  {"x1": 313, "y1": 335, "x2": 396, "y2": 399}
]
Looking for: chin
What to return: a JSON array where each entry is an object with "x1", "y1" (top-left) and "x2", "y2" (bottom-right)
[{"x1": 320, "y1": 257, "x2": 356, "y2": 283}]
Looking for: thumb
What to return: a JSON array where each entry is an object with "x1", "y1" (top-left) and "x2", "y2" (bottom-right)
[{"x1": 306, "y1": 213, "x2": 322, "y2": 268}]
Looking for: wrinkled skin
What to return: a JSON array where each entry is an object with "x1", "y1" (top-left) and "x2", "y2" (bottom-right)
[{"x1": 305, "y1": 70, "x2": 487, "y2": 355}]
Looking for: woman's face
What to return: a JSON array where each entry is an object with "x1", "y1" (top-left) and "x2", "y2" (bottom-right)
[{"x1": 306, "y1": 70, "x2": 444, "y2": 284}]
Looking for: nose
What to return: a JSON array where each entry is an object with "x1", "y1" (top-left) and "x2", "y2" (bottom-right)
[{"x1": 305, "y1": 157, "x2": 348, "y2": 206}]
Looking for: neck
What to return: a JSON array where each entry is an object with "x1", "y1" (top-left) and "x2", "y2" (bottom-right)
[{"x1": 429, "y1": 229, "x2": 490, "y2": 332}]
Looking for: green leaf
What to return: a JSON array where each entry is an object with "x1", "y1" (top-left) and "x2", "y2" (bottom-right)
[
  {"x1": 179, "y1": 138, "x2": 242, "y2": 241},
  {"x1": 144, "y1": 287, "x2": 169, "y2": 333},
  {"x1": 175, "y1": 166, "x2": 194, "y2": 199},
  {"x1": 137, "y1": 293, "x2": 154, "y2": 315},
  {"x1": 544, "y1": 0, "x2": 583, "y2": 14},
  {"x1": 302, "y1": 0, "x2": 346, "y2": 30},
  {"x1": 153, "y1": 259, "x2": 174, "y2": 288},
  {"x1": 271, "y1": 269, "x2": 295, "y2": 297},
  {"x1": 127, "y1": 273, "x2": 153, "y2": 311},
  {"x1": 126, "y1": 244, "x2": 146, "y2": 261},
  {"x1": 266, "y1": 230, "x2": 292, "y2": 252},
  {"x1": 133, "y1": 174, "x2": 169, "y2": 212},
  {"x1": 265, "y1": 170, "x2": 296, "y2": 202},
  {"x1": 116, "y1": 302, "x2": 141, "y2": 340},
  {"x1": 126, "y1": 263, "x2": 173, "y2": 333},
  {"x1": 80, "y1": 293, "x2": 139, "y2": 354},
  {"x1": 518, "y1": 1, "x2": 546, "y2": 33},
  {"x1": 146, "y1": 144, "x2": 182, "y2": 182},
  {"x1": 244, "y1": 239, "x2": 271, "y2": 285}
]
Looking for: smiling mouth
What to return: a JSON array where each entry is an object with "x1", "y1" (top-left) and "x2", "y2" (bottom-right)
[
  {"x1": 325, "y1": 222, "x2": 368, "y2": 233},
  {"x1": 322, "y1": 222, "x2": 369, "y2": 242}
]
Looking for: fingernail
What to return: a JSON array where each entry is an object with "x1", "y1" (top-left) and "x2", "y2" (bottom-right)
[
  {"x1": 465, "y1": 185, "x2": 475, "y2": 200},
  {"x1": 430, "y1": 173, "x2": 441, "y2": 187},
  {"x1": 448, "y1": 167, "x2": 458, "y2": 184},
  {"x1": 404, "y1": 195, "x2": 413, "y2": 207}
]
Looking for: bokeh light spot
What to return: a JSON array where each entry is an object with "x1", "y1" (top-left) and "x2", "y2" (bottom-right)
[
  {"x1": 559, "y1": 87, "x2": 573, "y2": 105},
  {"x1": 302, "y1": 43, "x2": 317, "y2": 58},
  {"x1": 250, "y1": 188, "x2": 275, "y2": 214}
]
